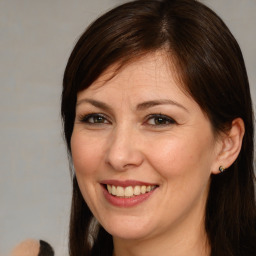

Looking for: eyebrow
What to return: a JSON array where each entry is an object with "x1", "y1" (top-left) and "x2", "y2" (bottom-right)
[
  {"x1": 76, "y1": 98, "x2": 188, "y2": 112},
  {"x1": 76, "y1": 98, "x2": 112, "y2": 111},
  {"x1": 136, "y1": 99, "x2": 188, "y2": 112}
]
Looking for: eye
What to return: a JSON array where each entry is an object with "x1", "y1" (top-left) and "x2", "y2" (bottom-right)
[
  {"x1": 146, "y1": 114, "x2": 176, "y2": 126},
  {"x1": 78, "y1": 113, "x2": 110, "y2": 125}
]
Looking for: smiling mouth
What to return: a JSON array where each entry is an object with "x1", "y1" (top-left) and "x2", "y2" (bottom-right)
[{"x1": 104, "y1": 184, "x2": 158, "y2": 198}]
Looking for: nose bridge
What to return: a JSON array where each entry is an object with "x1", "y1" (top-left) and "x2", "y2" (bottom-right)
[{"x1": 105, "y1": 122, "x2": 143, "y2": 171}]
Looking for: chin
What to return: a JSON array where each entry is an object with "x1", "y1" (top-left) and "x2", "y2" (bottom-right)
[
  {"x1": 110, "y1": 228, "x2": 150, "y2": 240},
  {"x1": 101, "y1": 215, "x2": 153, "y2": 240}
]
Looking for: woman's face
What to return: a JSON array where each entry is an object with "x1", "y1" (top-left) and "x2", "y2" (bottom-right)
[{"x1": 71, "y1": 52, "x2": 221, "y2": 241}]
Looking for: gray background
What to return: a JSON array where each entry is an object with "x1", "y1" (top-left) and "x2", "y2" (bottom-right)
[{"x1": 0, "y1": 0, "x2": 255, "y2": 255}]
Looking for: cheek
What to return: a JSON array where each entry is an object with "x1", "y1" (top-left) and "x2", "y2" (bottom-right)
[
  {"x1": 146, "y1": 132, "x2": 214, "y2": 179},
  {"x1": 146, "y1": 133, "x2": 214, "y2": 218},
  {"x1": 71, "y1": 132, "x2": 104, "y2": 176},
  {"x1": 70, "y1": 132, "x2": 104, "y2": 211}
]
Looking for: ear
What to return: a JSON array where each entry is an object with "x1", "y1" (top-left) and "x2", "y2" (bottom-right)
[{"x1": 211, "y1": 118, "x2": 245, "y2": 174}]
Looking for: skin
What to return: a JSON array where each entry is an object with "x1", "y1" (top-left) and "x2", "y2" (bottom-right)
[
  {"x1": 71, "y1": 52, "x2": 243, "y2": 256},
  {"x1": 11, "y1": 239, "x2": 40, "y2": 256}
]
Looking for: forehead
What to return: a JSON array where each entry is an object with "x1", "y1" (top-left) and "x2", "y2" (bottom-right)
[
  {"x1": 75, "y1": 51, "x2": 211, "y2": 128},
  {"x1": 79, "y1": 51, "x2": 185, "y2": 96},
  {"x1": 75, "y1": 51, "x2": 201, "y2": 118}
]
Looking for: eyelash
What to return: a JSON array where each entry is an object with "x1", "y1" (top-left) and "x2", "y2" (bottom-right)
[
  {"x1": 78, "y1": 113, "x2": 176, "y2": 127},
  {"x1": 145, "y1": 114, "x2": 176, "y2": 127},
  {"x1": 78, "y1": 113, "x2": 110, "y2": 125}
]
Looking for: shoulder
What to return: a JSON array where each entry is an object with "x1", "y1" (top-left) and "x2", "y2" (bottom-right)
[{"x1": 10, "y1": 239, "x2": 54, "y2": 256}]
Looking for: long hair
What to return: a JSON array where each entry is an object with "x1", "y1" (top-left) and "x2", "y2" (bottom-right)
[{"x1": 61, "y1": 0, "x2": 256, "y2": 255}]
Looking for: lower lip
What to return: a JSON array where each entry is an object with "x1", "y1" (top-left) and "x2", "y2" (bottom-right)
[{"x1": 102, "y1": 186, "x2": 157, "y2": 207}]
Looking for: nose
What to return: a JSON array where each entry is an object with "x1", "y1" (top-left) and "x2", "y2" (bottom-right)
[{"x1": 105, "y1": 126, "x2": 144, "y2": 171}]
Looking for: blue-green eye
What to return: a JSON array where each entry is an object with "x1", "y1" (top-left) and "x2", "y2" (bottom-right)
[
  {"x1": 79, "y1": 114, "x2": 109, "y2": 124},
  {"x1": 146, "y1": 114, "x2": 176, "y2": 126}
]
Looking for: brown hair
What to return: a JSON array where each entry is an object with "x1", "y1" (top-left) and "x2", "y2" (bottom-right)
[{"x1": 61, "y1": 0, "x2": 256, "y2": 255}]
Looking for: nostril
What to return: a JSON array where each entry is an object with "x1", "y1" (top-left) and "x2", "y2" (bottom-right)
[{"x1": 104, "y1": 135, "x2": 144, "y2": 171}]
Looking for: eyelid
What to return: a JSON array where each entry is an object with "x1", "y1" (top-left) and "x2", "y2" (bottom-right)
[
  {"x1": 76, "y1": 112, "x2": 176, "y2": 128},
  {"x1": 144, "y1": 114, "x2": 176, "y2": 126},
  {"x1": 77, "y1": 113, "x2": 111, "y2": 124}
]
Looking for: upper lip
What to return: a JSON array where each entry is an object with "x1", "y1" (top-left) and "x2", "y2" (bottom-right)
[{"x1": 100, "y1": 179, "x2": 158, "y2": 187}]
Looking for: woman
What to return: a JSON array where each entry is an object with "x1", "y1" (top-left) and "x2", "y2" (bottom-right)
[{"x1": 61, "y1": 0, "x2": 256, "y2": 255}]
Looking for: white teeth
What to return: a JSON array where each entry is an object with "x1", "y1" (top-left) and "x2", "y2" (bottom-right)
[
  {"x1": 141, "y1": 185, "x2": 146, "y2": 194},
  {"x1": 112, "y1": 186, "x2": 117, "y2": 196},
  {"x1": 116, "y1": 186, "x2": 124, "y2": 197},
  {"x1": 134, "y1": 186, "x2": 141, "y2": 195},
  {"x1": 107, "y1": 184, "x2": 112, "y2": 194},
  {"x1": 107, "y1": 184, "x2": 156, "y2": 197},
  {"x1": 124, "y1": 186, "x2": 133, "y2": 197}
]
